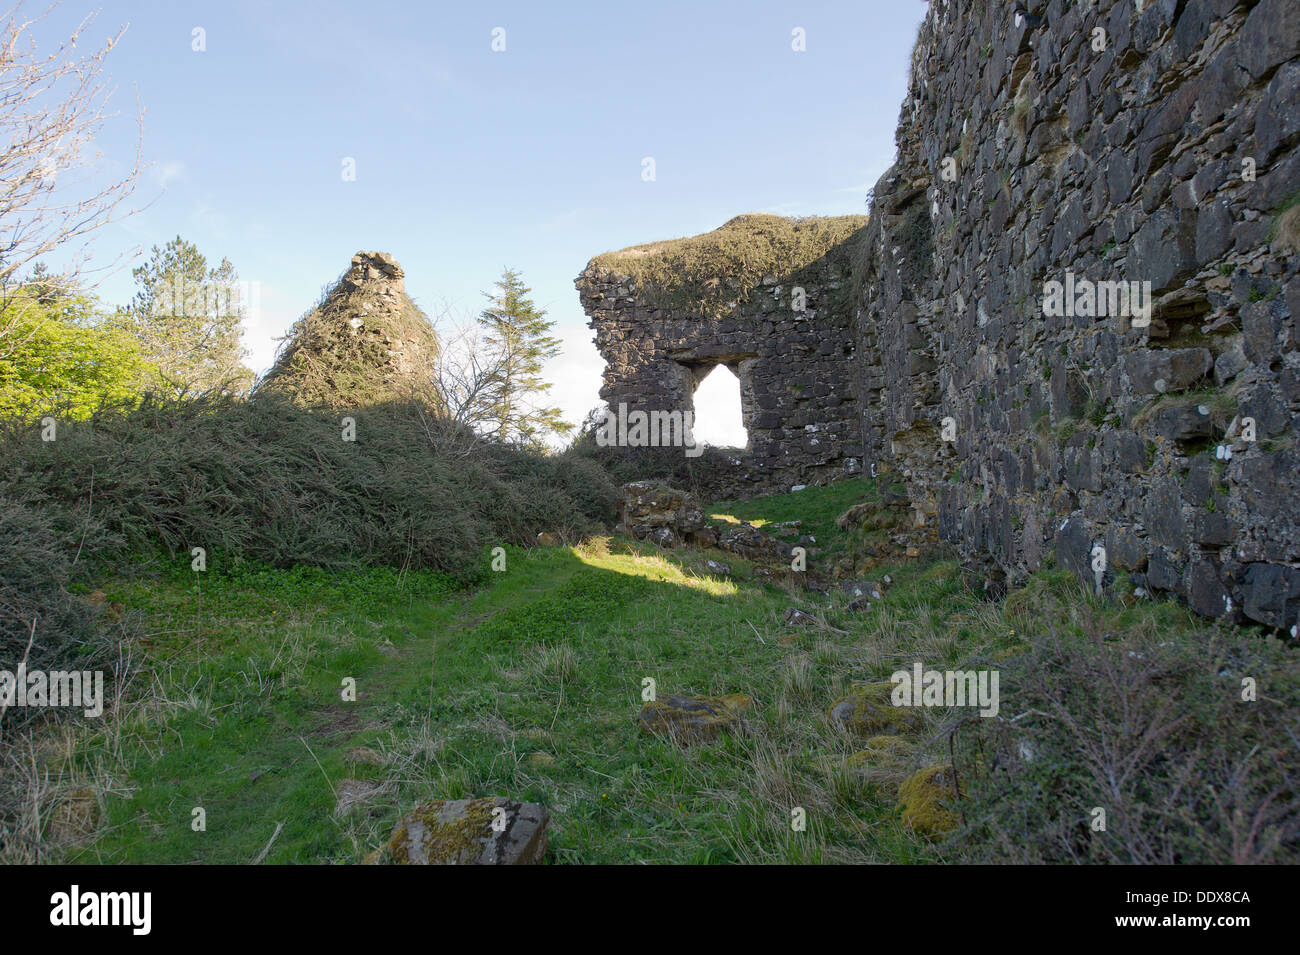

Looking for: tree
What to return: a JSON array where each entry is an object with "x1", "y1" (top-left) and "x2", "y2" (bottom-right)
[
  {"x1": 0, "y1": 272, "x2": 153, "y2": 419},
  {"x1": 0, "y1": 4, "x2": 144, "y2": 355},
  {"x1": 476, "y1": 268, "x2": 570, "y2": 446},
  {"x1": 115, "y1": 236, "x2": 254, "y2": 398}
]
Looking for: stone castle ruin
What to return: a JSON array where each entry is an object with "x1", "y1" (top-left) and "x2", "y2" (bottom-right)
[
  {"x1": 576, "y1": 214, "x2": 869, "y2": 496},
  {"x1": 579, "y1": 0, "x2": 1300, "y2": 632}
]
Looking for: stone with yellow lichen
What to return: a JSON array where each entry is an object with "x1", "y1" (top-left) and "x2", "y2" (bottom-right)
[
  {"x1": 898, "y1": 764, "x2": 962, "y2": 838},
  {"x1": 368, "y1": 796, "x2": 549, "y2": 865},
  {"x1": 638, "y1": 693, "x2": 754, "y2": 744},
  {"x1": 827, "y1": 682, "x2": 923, "y2": 736}
]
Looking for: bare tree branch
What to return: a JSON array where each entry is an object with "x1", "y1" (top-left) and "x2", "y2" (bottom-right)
[{"x1": 0, "y1": 2, "x2": 146, "y2": 356}]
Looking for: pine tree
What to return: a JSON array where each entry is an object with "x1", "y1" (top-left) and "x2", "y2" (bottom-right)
[
  {"x1": 477, "y1": 268, "x2": 571, "y2": 445},
  {"x1": 116, "y1": 236, "x2": 254, "y2": 399}
]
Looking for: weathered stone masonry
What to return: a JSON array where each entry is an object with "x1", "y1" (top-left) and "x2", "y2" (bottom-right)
[
  {"x1": 580, "y1": 0, "x2": 1300, "y2": 632},
  {"x1": 859, "y1": 0, "x2": 1300, "y2": 629},
  {"x1": 576, "y1": 216, "x2": 869, "y2": 495}
]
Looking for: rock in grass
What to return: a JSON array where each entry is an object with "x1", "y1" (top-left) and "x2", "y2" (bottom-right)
[
  {"x1": 827, "y1": 683, "x2": 924, "y2": 736},
  {"x1": 898, "y1": 764, "x2": 962, "y2": 838},
  {"x1": 638, "y1": 693, "x2": 754, "y2": 744},
  {"x1": 377, "y1": 797, "x2": 549, "y2": 865}
]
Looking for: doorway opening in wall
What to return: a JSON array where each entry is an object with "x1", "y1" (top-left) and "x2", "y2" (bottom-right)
[{"x1": 691, "y1": 364, "x2": 748, "y2": 449}]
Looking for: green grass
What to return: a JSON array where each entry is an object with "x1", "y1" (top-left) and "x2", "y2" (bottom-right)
[{"x1": 22, "y1": 479, "x2": 1299, "y2": 865}]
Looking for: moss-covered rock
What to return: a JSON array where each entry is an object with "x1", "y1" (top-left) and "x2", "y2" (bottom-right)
[
  {"x1": 827, "y1": 683, "x2": 923, "y2": 736},
  {"x1": 638, "y1": 693, "x2": 754, "y2": 744},
  {"x1": 372, "y1": 796, "x2": 549, "y2": 865},
  {"x1": 898, "y1": 764, "x2": 962, "y2": 838}
]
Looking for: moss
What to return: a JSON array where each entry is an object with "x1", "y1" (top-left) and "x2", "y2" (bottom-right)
[
  {"x1": 588, "y1": 213, "x2": 868, "y2": 319},
  {"x1": 827, "y1": 682, "x2": 924, "y2": 736},
  {"x1": 898, "y1": 764, "x2": 962, "y2": 838},
  {"x1": 386, "y1": 797, "x2": 499, "y2": 864}
]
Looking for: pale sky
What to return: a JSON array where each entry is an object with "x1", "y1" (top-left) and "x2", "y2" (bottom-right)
[{"x1": 32, "y1": 0, "x2": 927, "y2": 445}]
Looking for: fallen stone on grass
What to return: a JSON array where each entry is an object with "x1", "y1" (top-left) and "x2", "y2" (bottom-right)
[
  {"x1": 827, "y1": 683, "x2": 924, "y2": 736},
  {"x1": 704, "y1": 559, "x2": 733, "y2": 576},
  {"x1": 638, "y1": 693, "x2": 754, "y2": 744},
  {"x1": 373, "y1": 797, "x2": 549, "y2": 865},
  {"x1": 898, "y1": 764, "x2": 961, "y2": 838}
]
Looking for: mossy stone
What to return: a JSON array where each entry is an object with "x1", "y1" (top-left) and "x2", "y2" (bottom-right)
[
  {"x1": 827, "y1": 683, "x2": 924, "y2": 736},
  {"x1": 898, "y1": 764, "x2": 962, "y2": 838}
]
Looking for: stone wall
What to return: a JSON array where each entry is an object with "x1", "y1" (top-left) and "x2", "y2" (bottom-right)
[
  {"x1": 580, "y1": 0, "x2": 1299, "y2": 631},
  {"x1": 855, "y1": 0, "x2": 1299, "y2": 628},
  {"x1": 576, "y1": 216, "x2": 869, "y2": 496}
]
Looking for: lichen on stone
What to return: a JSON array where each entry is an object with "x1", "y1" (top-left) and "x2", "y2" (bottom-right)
[
  {"x1": 827, "y1": 682, "x2": 923, "y2": 736},
  {"x1": 386, "y1": 796, "x2": 498, "y2": 865}
]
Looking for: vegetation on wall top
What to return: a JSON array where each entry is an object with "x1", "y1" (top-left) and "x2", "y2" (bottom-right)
[{"x1": 589, "y1": 213, "x2": 869, "y2": 319}]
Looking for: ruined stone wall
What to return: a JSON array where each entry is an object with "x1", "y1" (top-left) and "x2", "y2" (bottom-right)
[
  {"x1": 576, "y1": 217, "x2": 867, "y2": 496},
  {"x1": 856, "y1": 0, "x2": 1300, "y2": 629}
]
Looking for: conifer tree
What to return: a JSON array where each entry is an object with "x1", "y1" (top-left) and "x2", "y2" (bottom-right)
[
  {"x1": 477, "y1": 268, "x2": 570, "y2": 445},
  {"x1": 116, "y1": 236, "x2": 253, "y2": 398}
]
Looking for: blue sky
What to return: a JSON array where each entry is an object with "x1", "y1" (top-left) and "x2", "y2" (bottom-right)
[{"x1": 33, "y1": 0, "x2": 927, "y2": 442}]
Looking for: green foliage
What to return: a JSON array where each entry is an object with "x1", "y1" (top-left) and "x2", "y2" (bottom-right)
[
  {"x1": 114, "y1": 237, "x2": 254, "y2": 399},
  {"x1": 0, "y1": 394, "x2": 618, "y2": 584},
  {"x1": 477, "y1": 268, "x2": 571, "y2": 446},
  {"x1": 590, "y1": 214, "x2": 868, "y2": 319},
  {"x1": 0, "y1": 289, "x2": 153, "y2": 420}
]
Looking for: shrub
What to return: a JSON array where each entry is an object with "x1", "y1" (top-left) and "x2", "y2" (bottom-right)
[
  {"x1": 950, "y1": 606, "x2": 1300, "y2": 864},
  {"x1": 0, "y1": 395, "x2": 619, "y2": 586}
]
